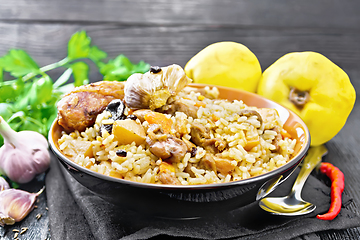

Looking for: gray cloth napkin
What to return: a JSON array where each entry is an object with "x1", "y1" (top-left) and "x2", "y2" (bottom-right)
[{"x1": 46, "y1": 155, "x2": 360, "y2": 240}]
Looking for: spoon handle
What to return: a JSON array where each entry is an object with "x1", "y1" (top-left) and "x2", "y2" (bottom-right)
[{"x1": 291, "y1": 145, "x2": 328, "y2": 199}]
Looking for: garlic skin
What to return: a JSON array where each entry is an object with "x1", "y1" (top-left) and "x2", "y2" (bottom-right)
[
  {"x1": 0, "y1": 176, "x2": 10, "y2": 191},
  {"x1": 0, "y1": 116, "x2": 50, "y2": 183},
  {"x1": 0, "y1": 187, "x2": 44, "y2": 226},
  {"x1": 124, "y1": 64, "x2": 192, "y2": 110}
]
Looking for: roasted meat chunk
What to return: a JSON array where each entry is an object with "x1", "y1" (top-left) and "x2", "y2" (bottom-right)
[
  {"x1": 190, "y1": 122, "x2": 227, "y2": 153},
  {"x1": 57, "y1": 81, "x2": 125, "y2": 132},
  {"x1": 163, "y1": 98, "x2": 199, "y2": 119}
]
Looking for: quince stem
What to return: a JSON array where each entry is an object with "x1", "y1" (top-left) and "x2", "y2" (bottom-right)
[{"x1": 289, "y1": 87, "x2": 310, "y2": 108}]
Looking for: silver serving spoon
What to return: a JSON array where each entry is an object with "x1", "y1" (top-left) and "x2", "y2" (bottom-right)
[{"x1": 259, "y1": 145, "x2": 328, "y2": 216}]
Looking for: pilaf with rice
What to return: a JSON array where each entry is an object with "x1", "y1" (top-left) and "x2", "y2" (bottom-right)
[{"x1": 56, "y1": 64, "x2": 296, "y2": 185}]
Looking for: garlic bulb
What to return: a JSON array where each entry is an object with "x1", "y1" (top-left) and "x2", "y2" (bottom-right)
[
  {"x1": 0, "y1": 116, "x2": 50, "y2": 183},
  {"x1": 124, "y1": 64, "x2": 192, "y2": 110},
  {"x1": 0, "y1": 187, "x2": 44, "y2": 226}
]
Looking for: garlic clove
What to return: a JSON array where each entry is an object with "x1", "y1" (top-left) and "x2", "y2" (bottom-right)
[
  {"x1": 0, "y1": 176, "x2": 10, "y2": 191},
  {"x1": 161, "y1": 64, "x2": 192, "y2": 95},
  {"x1": 0, "y1": 187, "x2": 44, "y2": 226},
  {"x1": 124, "y1": 73, "x2": 157, "y2": 109}
]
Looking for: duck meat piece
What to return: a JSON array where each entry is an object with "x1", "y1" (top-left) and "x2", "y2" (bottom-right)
[
  {"x1": 271, "y1": 125, "x2": 282, "y2": 152},
  {"x1": 66, "y1": 81, "x2": 125, "y2": 99},
  {"x1": 57, "y1": 81, "x2": 125, "y2": 132},
  {"x1": 147, "y1": 136, "x2": 187, "y2": 163},
  {"x1": 202, "y1": 138, "x2": 227, "y2": 153},
  {"x1": 190, "y1": 122, "x2": 227, "y2": 153},
  {"x1": 174, "y1": 98, "x2": 199, "y2": 119},
  {"x1": 159, "y1": 171, "x2": 181, "y2": 185},
  {"x1": 199, "y1": 153, "x2": 217, "y2": 172},
  {"x1": 257, "y1": 108, "x2": 280, "y2": 130},
  {"x1": 198, "y1": 153, "x2": 236, "y2": 175},
  {"x1": 213, "y1": 156, "x2": 237, "y2": 175},
  {"x1": 158, "y1": 162, "x2": 182, "y2": 185},
  {"x1": 164, "y1": 98, "x2": 199, "y2": 119},
  {"x1": 190, "y1": 122, "x2": 211, "y2": 145},
  {"x1": 146, "y1": 124, "x2": 168, "y2": 142},
  {"x1": 238, "y1": 109, "x2": 263, "y2": 128}
]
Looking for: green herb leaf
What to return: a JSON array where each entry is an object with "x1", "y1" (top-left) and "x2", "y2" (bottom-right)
[
  {"x1": 12, "y1": 82, "x2": 32, "y2": 111},
  {"x1": 0, "y1": 67, "x2": 3, "y2": 82},
  {"x1": 28, "y1": 75, "x2": 53, "y2": 107},
  {"x1": 133, "y1": 60, "x2": 151, "y2": 74},
  {"x1": 67, "y1": 31, "x2": 91, "y2": 60},
  {"x1": 21, "y1": 116, "x2": 47, "y2": 135},
  {"x1": 0, "y1": 49, "x2": 40, "y2": 77},
  {"x1": 100, "y1": 54, "x2": 150, "y2": 81},
  {"x1": 53, "y1": 82, "x2": 76, "y2": 96},
  {"x1": 89, "y1": 46, "x2": 107, "y2": 63},
  {"x1": 71, "y1": 62, "x2": 89, "y2": 86},
  {"x1": 53, "y1": 68, "x2": 73, "y2": 89},
  {"x1": 68, "y1": 31, "x2": 107, "y2": 64},
  {"x1": 45, "y1": 111, "x2": 58, "y2": 133},
  {"x1": 14, "y1": 75, "x2": 53, "y2": 110},
  {"x1": 0, "y1": 78, "x2": 25, "y2": 102},
  {"x1": 11, "y1": 181, "x2": 19, "y2": 189},
  {"x1": 0, "y1": 103, "x2": 15, "y2": 120},
  {"x1": 0, "y1": 174, "x2": 19, "y2": 189}
]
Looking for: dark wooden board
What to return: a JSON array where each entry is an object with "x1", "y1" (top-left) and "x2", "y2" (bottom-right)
[
  {"x1": 0, "y1": 23, "x2": 359, "y2": 84},
  {"x1": 1, "y1": 0, "x2": 360, "y2": 29}
]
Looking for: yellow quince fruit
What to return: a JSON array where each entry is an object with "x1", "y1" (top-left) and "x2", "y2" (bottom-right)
[
  {"x1": 184, "y1": 42, "x2": 262, "y2": 93},
  {"x1": 257, "y1": 51, "x2": 356, "y2": 146}
]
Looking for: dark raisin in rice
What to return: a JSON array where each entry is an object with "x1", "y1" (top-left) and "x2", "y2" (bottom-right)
[
  {"x1": 127, "y1": 114, "x2": 137, "y2": 120},
  {"x1": 150, "y1": 66, "x2": 162, "y2": 74},
  {"x1": 190, "y1": 147, "x2": 197, "y2": 158},
  {"x1": 101, "y1": 124, "x2": 113, "y2": 135},
  {"x1": 116, "y1": 150, "x2": 127, "y2": 157}
]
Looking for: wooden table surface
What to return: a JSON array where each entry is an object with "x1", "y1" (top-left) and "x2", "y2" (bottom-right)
[{"x1": 0, "y1": 1, "x2": 359, "y2": 239}]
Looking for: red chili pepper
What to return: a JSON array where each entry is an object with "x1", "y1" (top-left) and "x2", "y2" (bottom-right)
[{"x1": 316, "y1": 162, "x2": 345, "y2": 221}]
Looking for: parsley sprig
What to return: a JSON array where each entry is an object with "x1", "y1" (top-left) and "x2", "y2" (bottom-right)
[{"x1": 0, "y1": 31, "x2": 150, "y2": 146}]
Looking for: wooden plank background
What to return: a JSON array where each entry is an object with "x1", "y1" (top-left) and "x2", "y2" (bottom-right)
[
  {"x1": 0, "y1": 0, "x2": 359, "y2": 239},
  {"x1": 0, "y1": 0, "x2": 359, "y2": 81}
]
